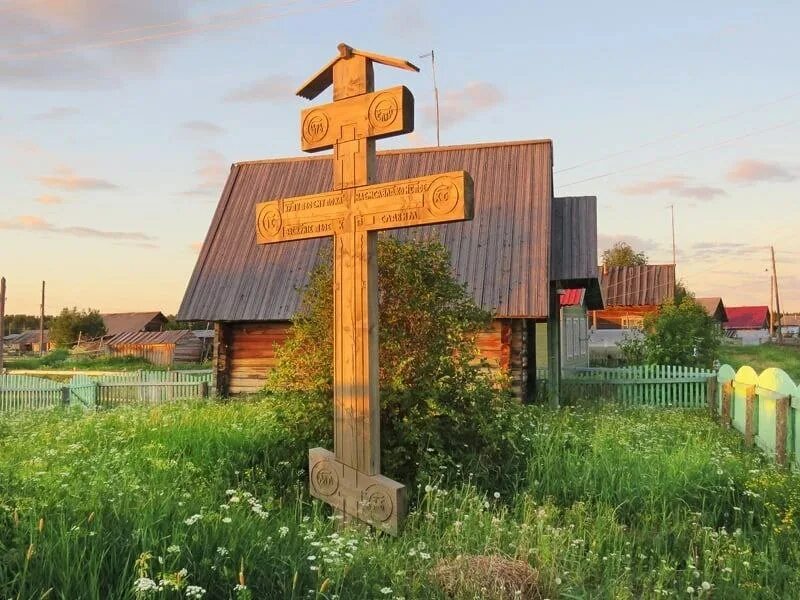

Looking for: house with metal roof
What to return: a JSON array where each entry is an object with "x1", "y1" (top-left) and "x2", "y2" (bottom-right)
[
  {"x1": 178, "y1": 140, "x2": 603, "y2": 402},
  {"x1": 724, "y1": 306, "x2": 770, "y2": 345}
]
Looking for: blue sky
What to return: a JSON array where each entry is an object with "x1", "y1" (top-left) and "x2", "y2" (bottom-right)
[{"x1": 0, "y1": 0, "x2": 798, "y2": 315}]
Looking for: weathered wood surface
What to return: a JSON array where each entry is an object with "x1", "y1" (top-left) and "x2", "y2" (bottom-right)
[{"x1": 252, "y1": 44, "x2": 474, "y2": 533}]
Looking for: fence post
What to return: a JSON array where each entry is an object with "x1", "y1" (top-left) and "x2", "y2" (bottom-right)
[
  {"x1": 200, "y1": 381, "x2": 209, "y2": 398},
  {"x1": 61, "y1": 386, "x2": 70, "y2": 407},
  {"x1": 744, "y1": 385, "x2": 756, "y2": 447},
  {"x1": 720, "y1": 382, "x2": 732, "y2": 428},
  {"x1": 776, "y1": 395, "x2": 790, "y2": 467},
  {"x1": 706, "y1": 376, "x2": 717, "y2": 417}
]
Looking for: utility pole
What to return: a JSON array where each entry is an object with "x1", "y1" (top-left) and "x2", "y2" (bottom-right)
[
  {"x1": 769, "y1": 274, "x2": 775, "y2": 336},
  {"x1": 670, "y1": 204, "x2": 677, "y2": 266},
  {"x1": 40, "y1": 280, "x2": 45, "y2": 356},
  {"x1": 419, "y1": 50, "x2": 441, "y2": 146},
  {"x1": 771, "y1": 246, "x2": 783, "y2": 344},
  {"x1": 0, "y1": 277, "x2": 5, "y2": 373}
]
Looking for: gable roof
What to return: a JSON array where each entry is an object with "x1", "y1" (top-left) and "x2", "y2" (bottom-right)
[
  {"x1": 13, "y1": 330, "x2": 49, "y2": 345},
  {"x1": 178, "y1": 140, "x2": 556, "y2": 322},
  {"x1": 599, "y1": 264, "x2": 675, "y2": 307},
  {"x1": 725, "y1": 306, "x2": 769, "y2": 330},
  {"x1": 101, "y1": 312, "x2": 167, "y2": 336},
  {"x1": 696, "y1": 296, "x2": 728, "y2": 322}
]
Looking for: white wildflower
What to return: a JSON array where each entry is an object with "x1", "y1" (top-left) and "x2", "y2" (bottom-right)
[
  {"x1": 279, "y1": 526, "x2": 290, "y2": 538},
  {"x1": 701, "y1": 582, "x2": 711, "y2": 591},
  {"x1": 686, "y1": 586, "x2": 695, "y2": 594},
  {"x1": 185, "y1": 585, "x2": 206, "y2": 598},
  {"x1": 493, "y1": 492, "x2": 500, "y2": 499},
  {"x1": 222, "y1": 517, "x2": 232, "y2": 524},
  {"x1": 380, "y1": 587, "x2": 393, "y2": 594},
  {"x1": 184, "y1": 514, "x2": 202, "y2": 526},
  {"x1": 166, "y1": 544, "x2": 180, "y2": 554},
  {"x1": 133, "y1": 577, "x2": 159, "y2": 592}
]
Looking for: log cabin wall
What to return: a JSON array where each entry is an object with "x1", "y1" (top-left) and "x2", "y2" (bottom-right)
[
  {"x1": 215, "y1": 322, "x2": 292, "y2": 395},
  {"x1": 216, "y1": 318, "x2": 531, "y2": 400}
]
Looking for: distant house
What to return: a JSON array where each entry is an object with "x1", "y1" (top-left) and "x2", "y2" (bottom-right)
[
  {"x1": 101, "y1": 312, "x2": 168, "y2": 336},
  {"x1": 105, "y1": 330, "x2": 203, "y2": 366},
  {"x1": 10, "y1": 330, "x2": 54, "y2": 353},
  {"x1": 592, "y1": 264, "x2": 675, "y2": 329},
  {"x1": 724, "y1": 306, "x2": 770, "y2": 345},
  {"x1": 695, "y1": 297, "x2": 728, "y2": 326},
  {"x1": 779, "y1": 315, "x2": 800, "y2": 337}
]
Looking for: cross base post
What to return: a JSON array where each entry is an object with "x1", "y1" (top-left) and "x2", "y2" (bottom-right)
[{"x1": 309, "y1": 447, "x2": 406, "y2": 535}]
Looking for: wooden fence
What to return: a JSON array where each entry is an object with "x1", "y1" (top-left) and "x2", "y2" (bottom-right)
[
  {"x1": 714, "y1": 364, "x2": 799, "y2": 468},
  {"x1": 0, "y1": 370, "x2": 212, "y2": 412},
  {"x1": 538, "y1": 365, "x2": 716, "y2": 407}
]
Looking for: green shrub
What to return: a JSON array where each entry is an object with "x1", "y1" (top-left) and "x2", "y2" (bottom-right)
[
  {"x1": 266, "y1": 237, "x2": 524, "y2": 490},
  {"x1": 618, "y1": 297, "x2": 721, "y2": 368},
  {"x1": 40, "y1": 347, "x2": 70, "y2": 366},
  {"x1": 50, "y1": 307, "x2": 106, "y2": 347}
]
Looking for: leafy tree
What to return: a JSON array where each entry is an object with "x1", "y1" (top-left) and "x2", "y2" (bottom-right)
[
  {"x1": 2, "y1": 314, "x2": 53, "y2": 336},
  {"x1": 50, "y1": 307, "x2": 106, "y2": 347},
  {"x1": 674, "y1": 278, "x2": 693, "y2": 304},
  {"x1": 267, "y1": 237, "x2": 525, "y2": 489},
  {"x1": 618, "y1": 297, "x2": 721, "y2": 368},
  {"x1": 601, "y1": 241, "x2": 648, "y2": 267}
]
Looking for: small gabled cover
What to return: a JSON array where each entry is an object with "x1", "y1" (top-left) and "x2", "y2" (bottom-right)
[{"x1": 296, "y1": 43, "x2": 419, "y2": 100}]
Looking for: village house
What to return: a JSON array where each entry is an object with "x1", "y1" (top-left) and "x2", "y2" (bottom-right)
[
  {"x1": 177, "y1": 140, "x2": 602, "y2": 402},
  {"x1": 8, "y1": 330, "x2": 54, "y2": 354},
  {"x1": 588, "y1": 264, "x2": 675, "y2": 361},
  {"x1": 695, "y1": 296, "x2": 729, "y2": 328},
  {"x1": 104, "y1": 330, "x2": 204, "y2": 366},
  {"x1": 724, "y1": 306, "x2": 771, "y2": 345}
]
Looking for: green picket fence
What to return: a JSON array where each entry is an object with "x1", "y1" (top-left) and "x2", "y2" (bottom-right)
[
  {"x1": 0, "y1": 370, "x2": 213, "y2": 412},
  {"x1": 541, "y1": 365, "x2": 716, "y2": 407}
]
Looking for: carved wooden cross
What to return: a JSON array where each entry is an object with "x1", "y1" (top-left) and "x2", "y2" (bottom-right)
[{"x1": 255, "y1": 44, "x2": 474, "y2": 534}]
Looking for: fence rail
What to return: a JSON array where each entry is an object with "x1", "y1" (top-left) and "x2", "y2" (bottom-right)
[
  {"x1": 0, "y1": 370, "x2": 212, "y2": 412},
  {"x1": 714, "y1": 364, "x2": 799, "y2": 468}
]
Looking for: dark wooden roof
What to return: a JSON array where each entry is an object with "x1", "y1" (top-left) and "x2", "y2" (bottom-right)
[
  {"x1": 178, "y1": 140, "x2": 554, "y2": 321},
  {"x1": 551, "y1": 196, "x2": 602, "y2": 310},
  {"x1": 101, "y1": 312, "x2": 168, "y2": 336},
  {"x1": 599, "y1": 264, "x2": 675, "y2": 307}
]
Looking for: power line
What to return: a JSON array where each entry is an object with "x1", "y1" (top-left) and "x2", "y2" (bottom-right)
[
  {"x1": 0, "y1": 0, "x2": 359, "y2": 61},
  {"x1": 555, "y1": 90, "x2": 800, "y2": 175},
  {"x1": 556, "y1": 118, "x2": 800, "y2": 190}
]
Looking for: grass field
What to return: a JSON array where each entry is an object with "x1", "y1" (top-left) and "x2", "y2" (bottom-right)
[
  {"x1": 2, "y1": 398, "x2": 799, "y2": 599},
  {"x1": 718, "y1": 343, "x2": 800, "y2": 380},
  {"x1": 4, "y1": 354, "x2": 210, "y2": 372}
]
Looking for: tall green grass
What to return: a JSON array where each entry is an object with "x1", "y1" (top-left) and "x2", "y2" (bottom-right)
[
  {"x1": 1, "y1": 400, "x2": 799, "y2": 598},
  {"x1": 718, "y1": 343, "x2": 800, "y2": 380}
]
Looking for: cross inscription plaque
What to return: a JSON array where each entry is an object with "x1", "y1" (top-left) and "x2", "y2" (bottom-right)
[{"x1": 255, "y1": 44, "x2": 474, "y2": 534}]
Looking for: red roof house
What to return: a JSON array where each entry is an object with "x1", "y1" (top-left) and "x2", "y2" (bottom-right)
[{"x1": 724, "y1": 306, "x2": 769, "y2": 330}]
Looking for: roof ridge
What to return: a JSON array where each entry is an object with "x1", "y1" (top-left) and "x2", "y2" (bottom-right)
[{"x1": 233, "y1": 138, "x2": 553, "y2": 167}]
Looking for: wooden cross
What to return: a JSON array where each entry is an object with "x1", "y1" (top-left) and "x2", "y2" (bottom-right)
[{"x1": 255, "y1": 44, "x2": 474, "y2": 534}]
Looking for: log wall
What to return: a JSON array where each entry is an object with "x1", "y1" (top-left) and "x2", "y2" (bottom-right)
[{"x1": 217, "y1": 319, "x2": 534, "y2": 400}]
